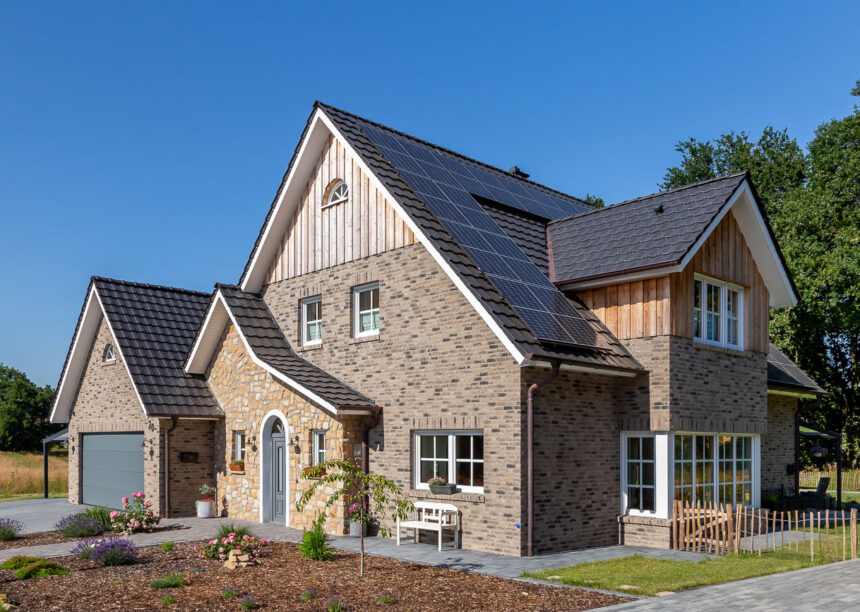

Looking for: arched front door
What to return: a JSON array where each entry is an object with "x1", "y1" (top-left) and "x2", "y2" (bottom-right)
[{"x1": 270, "y1": 421, "x2": 286, "y2": 524}]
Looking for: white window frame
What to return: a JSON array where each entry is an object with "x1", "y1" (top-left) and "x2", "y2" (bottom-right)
[
  {"x1": 671, "y1": 432, "x2": 760, "y2": 508},
  {"x1": 323, "y1": 180, "x2": 349, "y2": 208},
  {"x1": 353, "y1": 282, "x2": 379, "y2": 338},
  {"x1": 233, "y1": 430, "x2": 246, "y2": 462},
  {"x1": 620, "y1": 432, "x2": 670, "y2": 518},
  {"x1": 693, "y1": 274, "x2": 744, "y2": 350},
  {"x1": 312, "y1": 430, "x2": 326, "y2": 466},
  {"x1": 414, "y1": 431, "x2": 484, "y2": 494},
  {"x1": 301, "y1": 297, "x2": 322, "y2": 346},
  {"x1": 103, "y1": 344, "x2": 116, "y2": 363}
]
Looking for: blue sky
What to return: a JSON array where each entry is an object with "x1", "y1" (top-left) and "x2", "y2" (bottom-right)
[{"x1": 2, "y1": 2, "x2": 858, "y2": 387}]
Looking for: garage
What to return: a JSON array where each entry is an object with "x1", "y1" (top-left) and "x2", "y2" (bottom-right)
[{"x1": 81, "y1": 432, "x2": 145, "y2": 509}]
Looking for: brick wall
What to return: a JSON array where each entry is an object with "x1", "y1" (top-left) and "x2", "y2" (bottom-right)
[
  {"x1": 162, "y1": 419, "x2": 218, "y2": 517},
  {"x1": 67, "y1": 316, "x2": 163, "y2": 514},
  {"x1": 761, "y1": 394, "x2": 797, "y2": 495},
  {"x1": 262, "y1": 243, "x2": 525, "y2": 555},
  {"x1": 618, "y1": 515, "x2": 672, "y2": 548}
]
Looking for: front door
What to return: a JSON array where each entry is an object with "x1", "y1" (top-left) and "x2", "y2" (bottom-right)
[{"x1": 271, "y1": 425, "x2": 286, "y2": 524}]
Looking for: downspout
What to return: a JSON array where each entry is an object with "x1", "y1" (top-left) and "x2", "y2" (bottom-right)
[
  {"x1": 163, "y1": 417, "x2": 178, "y2": 519},
  {"x1": 527, "y1": 360, "x2": 560, "y2": 557}
]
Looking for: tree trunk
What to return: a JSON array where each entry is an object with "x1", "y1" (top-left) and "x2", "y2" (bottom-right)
[{"x1": 359, "y1": 504, "x2": 365, "y2": 578}]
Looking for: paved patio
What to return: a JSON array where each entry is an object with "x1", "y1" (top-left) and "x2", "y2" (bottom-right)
[{"x1": 0, "y1": 498, "x2": 91, "y2": 534}]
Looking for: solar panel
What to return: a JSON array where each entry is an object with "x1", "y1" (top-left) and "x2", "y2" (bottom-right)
[{"x1": 359, "y1": 123, "x2": 602, "y2": 349}]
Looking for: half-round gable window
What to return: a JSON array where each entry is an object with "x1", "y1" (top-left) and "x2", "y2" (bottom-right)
[
  {"x1": 323, "y1": 180, "x2": 349, "y2": 208},
  {"x1": 103, "y1": 344, "x2": 116, "y2": 362}
]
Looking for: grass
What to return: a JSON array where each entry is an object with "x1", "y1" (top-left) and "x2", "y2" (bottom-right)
[
  {"x1": 524, "y1": 551, "x2": 823, "y2": 597},
  {"x1": 0, "y1": 450, "x2": 68, "y2": 499},
  {"x1": 214, "y1": 523, "x2": 255, "y2": 540},
  {"x1": 150, "y1": 573, "x2": 185, "y2": 589}
]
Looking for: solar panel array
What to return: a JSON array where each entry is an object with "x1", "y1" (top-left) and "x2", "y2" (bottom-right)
[{"x1": 360, "y1": 123, "x2": 601, "y2": 349}]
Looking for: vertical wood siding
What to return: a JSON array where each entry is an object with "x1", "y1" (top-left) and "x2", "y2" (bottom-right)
[
  {"x1": 265, "y1": 135, "x2": 415, "y2": 284},
  {"x1": 576, "y1": 210, "x2": 769, "y2": 353}
]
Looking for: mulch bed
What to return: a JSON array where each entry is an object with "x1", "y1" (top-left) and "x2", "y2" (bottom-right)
[
  {"x1": 0, "y1": 525, "x2": 187, "y2": 551},
  {"x1": 0, "y1": 541, "x2": 632, "y2": 611}
]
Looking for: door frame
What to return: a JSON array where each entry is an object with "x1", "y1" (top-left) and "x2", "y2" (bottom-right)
[{"x1": 259, "y1": 410, "x2": 290, "y2": 526}]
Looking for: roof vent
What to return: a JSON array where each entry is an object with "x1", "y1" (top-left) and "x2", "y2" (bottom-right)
[
  {"x1": 654, "y1": 204, "x2": 664, "y2": 214},
  {"x1": 508, "y1": 165, "x2": 530, "y2": 179}
]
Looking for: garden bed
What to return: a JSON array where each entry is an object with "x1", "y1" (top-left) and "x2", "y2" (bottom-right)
[
  {"x1": 0, "y1": 524, "x2": 187, "y2": 551},
  {"x1": 1, "y1": 541, "x2": 631, "y2": 611}
]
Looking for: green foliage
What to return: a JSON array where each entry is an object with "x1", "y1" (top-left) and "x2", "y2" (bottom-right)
[
  {"x1": 1, "y1": 556, "x2": 44, "y2": 570},
  {"x1": 215, "y1": 523, "x2": 254, "y2": 540},
  {"x1": 159, "y1": 595, "x2": 176, "y2": 607},
  {"x1": 14, "y1": 559, "x2": 69, "y2": 579},
  {"x1": 581, "y1": 193, "x2": 605, "y2": 208},
  {"x1": 377, "y1": 590, "x2": 396, "y2": 604},
  {"x1": 297, "y1": 514, "x2": 334, "y2": 561},
  {"x1": 662, "y1": 78, "x2": 860, "y2": 464},
  {"x1": 84, "y1": 506, "x2": 113, "y2": 531},
  {"x1": 198, "y1": 484, "x2": 216, "y2": 499},
  {"x1": 149, "y1": 572, "x2": 184, "y2": 589},
  {"x1": 160, "y1": 541, "x2": 174, "y2": 552},
  {"x1": 0, "y1": 364, "x2": 58, "y2": 452},
  {"x1": 299, "y1": 587, "x2": 316, "y2": 601}
]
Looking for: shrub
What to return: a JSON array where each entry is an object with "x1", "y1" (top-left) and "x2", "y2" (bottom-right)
[
  {"x1": 194, "y1": 533, "x2": 267, "y2": 561},
  {"x1": 215, "y1": 523, "x2": 254, "y2": 540},
  {"x1": 297, "y1": 514, "x2": 334, "y2": 561},
  {"x1": 91, "y1": 538, "x2": 138, "y2": 566},
  {"x1": 70, "y1": 538, "x2": 100, "y2": 560},
  {"x1": 150, "y1": 572, "x2": 184, "y2": 589},
  {"x1": 299, "y1": 587, "x2": 316, "y2": 602},
  {"x1": 377, "y1": 590, "x2": 396, "y2": 605},
  {"x1": 222, "y1": 584, "x2": 238, "y2": 599},
  {"x1": 15, "y1": 560, "x2": 69, "y2": 579},
  {"x1": 159, "y1": 595, "x2": 176, "y2": 607},
  {"x1": 84, "y1": 506, "x2": 113, "y2": 531},
  {"x1": 161, "y1": 541, "x2": 174, "y2": 552},
  {"x1": 55, "y1": 513, "x2": 105, "y2": 538},
  {"x1": 110, "y1": 492, "x2": 160, "y2": 534},
  {"x1": 0, "y1": 556, "x2": 43, "y2": 570},
  {"x1": 326, "y1": 595, "x2": 347, "y2": 612},
  {"x1": 0, "y1": 518, "x2": 24, "y2": 541},
  {"x1": 239, "y1": 594, "x2": 258, "y2": 610},
  {"x1": 199, "y1": 484, "x2": 216, "y2": 500}
]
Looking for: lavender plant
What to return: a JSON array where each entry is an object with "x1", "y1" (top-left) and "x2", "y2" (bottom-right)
[
  {"x1": 90, "y1": 538, "x2": 138, "y2": 566},
  {"x1": 0, "y1": 517, "x2": 24, "y2": 541},
  {"x1": 55, "y1": 513, "x2": 105, "y2": 538}
]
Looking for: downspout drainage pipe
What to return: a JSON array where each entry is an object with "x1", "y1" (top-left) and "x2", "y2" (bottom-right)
[
  {"x1": 527, "y1": 360, "x2": 560, "y2": 557},
  {"x1": 164, "y1": 417, "x2": 178, "y2": 519}
]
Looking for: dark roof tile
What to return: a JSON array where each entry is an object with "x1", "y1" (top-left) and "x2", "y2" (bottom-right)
[{"x1": 767, "y1": 344, "x2": 827, "y2": 395}]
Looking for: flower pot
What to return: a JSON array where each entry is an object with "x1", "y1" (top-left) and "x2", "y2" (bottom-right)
[
  {"x1": 348, "y1": 521, "x2": 366, "y2": 537},
  {"x1": 229, "y1": 462, "x2": 244, "y2": 473},
  {"x1": 196, "y1": 499, "x2": 215, "y2": 518},
  {"x1": 429, "y1": 484, "x2": 457, "y2": 495}
]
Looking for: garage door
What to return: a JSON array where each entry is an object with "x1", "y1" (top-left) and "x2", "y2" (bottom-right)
[{"x1": 81, "y1": 433, "x2": 145, "y2": 509}]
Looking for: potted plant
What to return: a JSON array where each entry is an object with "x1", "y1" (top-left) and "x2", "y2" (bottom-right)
[
  {"x1": 229, "y1": 459, "x2": 244, "y2": 473},
  {"x1": 346, "y1": 499, "x2": 371, "y2": 537},
  {"x1": 810, "y1": 446, "x2": 828, "y2": 458},
  {"x1": 196, "y1": 484, "x2": 216, "y2": 518},
  {"x1": 427, "y1": 477, "x2": 456, "y2": 495}
]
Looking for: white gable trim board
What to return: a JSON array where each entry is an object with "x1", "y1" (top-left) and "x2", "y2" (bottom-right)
[
  {"x1": 50, "y1": 285, "x2": 148, "y2": 423},
  {"x1": 239, "y1": 107, "x2": 527, "y2": 365}
]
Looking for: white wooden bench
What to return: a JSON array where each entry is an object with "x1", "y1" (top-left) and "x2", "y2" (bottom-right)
[{"x1": 396, "y1": 501, "x2": 459, "y2": 551}]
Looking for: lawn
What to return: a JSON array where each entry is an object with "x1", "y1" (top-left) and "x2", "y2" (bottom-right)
[
  {"x1": 523, "y1": 551, "x2": 823, "y2": 597},
  {"x1": 0, "y1": 450, "x2": 68, "y2": 501}
]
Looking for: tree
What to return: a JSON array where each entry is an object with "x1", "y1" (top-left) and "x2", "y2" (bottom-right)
[
  {"x1": 661, "y1": 79, "x2": 860, "y2": 463},
  {"x1": 297, "y1": 459, "x2": 413, "y2": 577},
  {"x1": 581, "y1": 193, "x2": 605, "y2": 208},
  {"x1": 0, "y1": 364, "x2": 56, "y2": 451}
]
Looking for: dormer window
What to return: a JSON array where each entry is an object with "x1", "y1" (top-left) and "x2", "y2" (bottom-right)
[
  {"x1": 103, "y1": 344, "x2": 116, "y2": 362},
  {"x1": 323, "y1": 180, "x2": 349, "y2": 208},
  {"x1": 693, "y1": 274, "x2": 743, "y2": 349}
]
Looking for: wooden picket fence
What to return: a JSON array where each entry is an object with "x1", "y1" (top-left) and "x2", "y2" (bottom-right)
[
  {"x1": 672, "y1": 500, "x2": 859, "y2": 561},
  {"x1": 799, "y1": 468, "x2": 860, "y2": 492}
]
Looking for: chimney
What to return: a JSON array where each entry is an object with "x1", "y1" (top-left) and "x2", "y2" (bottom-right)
[{"x1": 508, "y1": 165, "x2": 530, "y2": 179}]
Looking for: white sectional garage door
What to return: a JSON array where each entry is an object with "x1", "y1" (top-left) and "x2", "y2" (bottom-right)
[{"x1": 81, "y1": 433, "x2": 145, "y2": 509}]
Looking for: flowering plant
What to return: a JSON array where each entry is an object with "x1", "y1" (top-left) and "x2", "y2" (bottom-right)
[
  {"x1": 72, "y1": 537, "x2": 138, "y2": 566},
  {"x1": 194, "y1": 532, "x2": 268, "y2": 561},
  {"x1": 346, "y1": 499, "x2": 371, "y2": 524},
  {"x1": 809, "y1": 446, "x2": 828, "y2": 457},
  {"x1": 110, "y1": 491, "x2": 160, "y2": 534}
]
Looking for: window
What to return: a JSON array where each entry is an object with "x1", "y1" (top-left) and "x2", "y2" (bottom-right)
[
  {"x1": 693, "y1": 275, "x2": 743, "y2": 349},
  {"x1": 353, "y1": 283, "x2": 379, "y2": 337},
  {"x1": 624, "y1": 435, "x2": 656, "y2": 513},
  {"x1": 674, "y1": 434, "x2": 754, "y2": 506},
  {"x1": 103, "y1": 344, "x2": 116, "y2": 362},
  {"x1": 233, "y1": 430, "x2": 246, "y2": 462},
  {"x1": 415, "y1": 432, "x2": 484, "y2": 493},
  {"x1": 301, "y1": 297, "x2": 322, "y2": 346},
  {"x1": 312, "y1": 431, "x2": 326, "y2": 466},
  {"x1": 324, "y1": 180, "x2": 349, "y2": 208}
]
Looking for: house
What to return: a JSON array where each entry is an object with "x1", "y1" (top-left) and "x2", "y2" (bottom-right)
[{"x1": 50, "y1": 102, "x2": 826, "y2": 557}]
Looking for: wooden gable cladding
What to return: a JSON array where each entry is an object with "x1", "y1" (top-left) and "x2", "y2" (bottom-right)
[
  {"x1": 575, "y1": 211, "x2": 769, "y2": 353},
  {"x1": 671, "y1": 209, "x2": 769, "y2": 352},
  {"x1": 265, "y1": 135, "x2": 415, "y2": 284}
]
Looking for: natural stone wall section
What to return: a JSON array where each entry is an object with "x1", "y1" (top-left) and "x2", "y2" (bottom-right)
[
  {"x1": 66, "y1": 317, "x2": 162, "y2": 513},
  {"x1": 263, "y1": 243, "x2": 524, "y2": 555},
  {"x1": 761, "y1": 394, "x2": 797, "y2": 495},
  {"x1": 206, "y1": 324, "x2": 362, "y2": 533}
]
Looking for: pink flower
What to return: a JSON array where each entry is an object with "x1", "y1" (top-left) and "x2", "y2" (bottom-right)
[
  {"x1": 139, "y1": 492, "x2": 145, "y2": 498},
  {"x1": 260, "y1": 539, "x2": 268, "y2": 545},
  {"x1": 219, "y1": 547, "x2": 224, "y2": 553},
  {"x1": 228, "y1": 532, "x2": 236, "y2": 538},
  {"x1": 122, "y1": 496, "x2": 129, "y2": 503},
  {"x1": 218, "y1": 554, "x2": 225, "y2": 560},
  {"x1": 193, "y1": 545, "x2": 198, "y2": 551},
  {"x1": 242, "y1": 535, "x2": 250, "y2": 542},
  {"x1": 198, "y1": 553, "x2": 204, "y2": 559},
  {"x1": 144, "y1": 501, "x2": 153, "y2": 508},
  {"x1": 221, "y1": 537, "x2": 228, "y2": 544},
  {"x1": 109, "y1": 511, "x2": 119, "y2": 519},
  {"x1": 209, "y1": 539, "x2": 216, "y2": 545}
]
